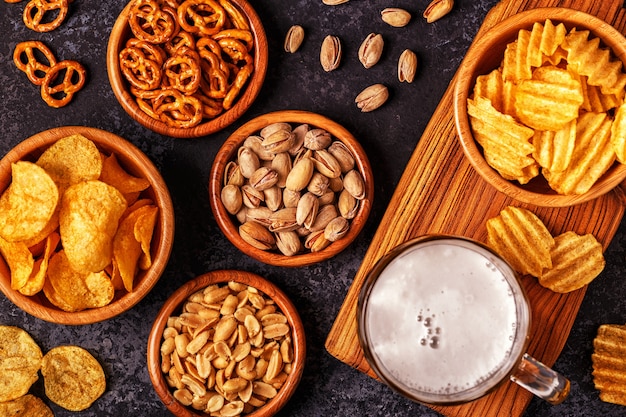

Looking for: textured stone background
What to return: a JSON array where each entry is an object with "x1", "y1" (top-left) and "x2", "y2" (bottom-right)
[{"x1": 0, "y1": 0, "x2": 625, "y2": 416}]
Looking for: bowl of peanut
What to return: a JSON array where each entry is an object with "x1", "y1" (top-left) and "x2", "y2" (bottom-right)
[
  {"x1": 208, "y1": 110, "x2": 374, "y2": 267},
  {"x1": 107, "y1": 0, "x2": 268, "y2": 138},
  {"x1": 147, "y1": 270, "x2": 306, "y2": 417}
]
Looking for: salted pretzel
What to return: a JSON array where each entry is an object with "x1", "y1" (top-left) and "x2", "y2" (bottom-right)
[
  {"x1": 164, "y1": 31, "x2": 196, "y2": 55},
  {"x1": 213, "y1": 29, "x2": 253, "y2": 51},
  {"x1": 163, "y1": 47, "x2": 202, "y2": 94},
  {"x1": 23, "y1": 0, "x2": 68, "y2": 32},
  {"x1": 128, "y1": 0, "x2": 178, "y2": 44},
  {"x1": 4, "y1": 0, "x2": 25, "y2": 3},
  {"x1": 120, "y1": 45, "x2": 163, "y2": 90},
  {"x1": 153, "y1": 88, "x2": 203, "y2": 128},
  {"x1": 218, "y1": 37, "x2": 252, "y2": 66},
  {"x1": 217, "y1": 0, "x2": 248, "y2": 30},
  {"x1": 126, "y1": 38, "x2": 167, "y2": 65},
  {"x1": 40, "y1": 60, "x2": 86, "y2": 108},
  {"x1": 177, "y1": 0, "x2": 226, "y2": 36},
  {"x1": 13, "y1": 40, "x2": 57, "y2": 85},
  {"x1": 223, "y1": 62, "x2": 251, "y2": 110}
]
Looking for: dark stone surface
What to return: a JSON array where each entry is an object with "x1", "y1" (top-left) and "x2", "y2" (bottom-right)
[{"x1": 0, "y1": 0, "x2": 625, "y2": 416}]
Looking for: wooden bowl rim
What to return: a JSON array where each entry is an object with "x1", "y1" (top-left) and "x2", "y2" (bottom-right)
[
  {"x1": 106, "y1": 0, "x2": 268, "y2": 139},
  {"x1": 454, "y1": 7, "x2": 626, "y2": 207},
  {"x1": 146, "y1": 270, "x2": 306, "y2": 417},
  {"x1": 208, "y1": 110, "x2": 374, "y2": 267},
  {"x1": 0, "y1": 126, "x2": 175, "y2": 325}
]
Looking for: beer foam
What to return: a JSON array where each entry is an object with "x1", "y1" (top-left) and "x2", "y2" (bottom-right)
[{"x1": 364, "y1": 239, "x2": 526, "y2": 399}]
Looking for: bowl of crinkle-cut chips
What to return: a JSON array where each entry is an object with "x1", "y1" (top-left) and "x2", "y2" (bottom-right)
[
  {"x1": 0, "y1": 126, "x2": 174, "y2": 325},
  {"x1": 454, "y1": 8, "x2": 626, "y2": 207}
]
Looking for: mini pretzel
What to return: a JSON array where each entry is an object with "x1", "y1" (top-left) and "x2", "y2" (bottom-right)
[
  {"x1": 163, "y1": 47, "x2": 202, "y2": 94},
  {"x1": 217, "y1": 0, "x2": 248, "y2": 30},
  {"x1": 126, "y1": 38, "x2": 167, "y2": 65},
  {"x1": 177, "y1": 0, "x2": 226, "y2": 36},
  {"x1": 5, "y1": 0, "x2": 25, "y2": 3},
  {"x1": 128, "y1": 0, "x2": 177, "y2": 44},
  {"x1": 213, "y1": 29, "x2": 253, "y2": 52},
  {"x1": 119, "y1": 45, "x2": 163, "y2": 90},
  {"x1": 164, "y1": 31, "x2": 196, "y2": 55},
  {"x1": 153, "y1": 88, "x2": 203, "y2": 128},
  {"x1": 13, "y1": 40, "x2": 57, "y2": 85},
  {"x1": 223, "y1": 62, "x2": 252, "y2": 110},
  {"x1": 199, "y1": 60, "x2": 228, "y2": 99},
  {"x1": 218, "y1": 37, "x2": 253, "y2": 65},
  {"x1": 23, "y1": 0, "x2": 68, "y2": 32},
  {"x1": 41, "y1": 60, "x2": 86, "y2": 108}
]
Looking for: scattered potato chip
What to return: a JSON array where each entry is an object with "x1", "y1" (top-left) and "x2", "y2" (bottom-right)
[
  {"x1": 538, "y1": 231, "x2": 605, "y2": 293},
  {"x1": 592, "y1": 324, "x2": 626, "y2": 406},
  {"x1": 486, "y1": 206, "x2": 554, "y2": 277},
  {"x1": 0, "y1": 236, "x2": 34, "y2": 291},
  {"x1": 41, "y1": 345, "x2": 106, "y2": 411},
  {"x1": 0, "y1": 161, "x2": 58, "y2": 243},
  {"x1": 59, "y1": 180, "x2": 127, "y2": 272},
  {"x1": 36, "y1": 134, "x2": 102, "y2": 192},
  {"x1": 0, "y1": 326, "x2": 42, "y2": 403},
  {"x1": 0, "y1": 394, "x2": 54, "y2": 417},
  {"x1": 45, "y1": 250, "x2": 115, "y2": 312}
]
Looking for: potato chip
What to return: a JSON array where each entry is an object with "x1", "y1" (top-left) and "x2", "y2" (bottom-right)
[
  {"x1": 100, "y1": 153, "x2": 150, "y2": 197},
  {"x1": 18, "y1": 231, "x2": 60, "y2": 296},
  {"x1": 45, "y1": 250, "x2": 115, "y2": 312},
  {"x1": 0, "y1": 326, "x2": 42, "y2": 403},
  {"x1": 502, "y1": 40, "x2": 532, "y2": 83},
  {"x1": 36, "y1": 134, "x2": 102, "y2": 192},
  {"x1": 0, "y1": 161, "x2": 58, "y2": 242},
  {"x1": 59, "y1": 180, "x2": 127, "y2": 272},
  {"x1": 135, "y1": 205, "x2": 158, "y2": 270},
  {"x1": 514, "y1": 66, "x2": 583, "y2": 131},
  {"x1": 41, "y1": 345, "x2": 106, "y2": 411},
  {"x1": 486, "y1": 206, "x2": 554, "y2": 277},
  {"x1": 0, "y1": 236, "x2": 34, "y2": 291},
  {"x1": 592, "y1": 324, "x2": 626, "y2": 406},
  {"x1": 473, "y1": 68, "x2": 504, "y2": 113},
  {"x1": 531, "y1": 119, "x2": 576, "y2": 173},
  {"x1": 539, "y1": 19, "x2": 566, "y2": 57},
  {"x1": 113, "y1": 204, "x2": 157, "y2": 292},
  {"x1": 538, "y1": 231, "x2": 604, "y2": 293},
  {"x1": 0, "y1": 394, "x2": 54, "y2": 417},
  {"x1": 544, "y1": 112, "x2": 615, "y2": 195},
  {"x1": 580, "y1": 76, "x2": 622, "y2": 113},
  {"x1": 611, "y1": 102, "x2": 626, "y2": 163}
]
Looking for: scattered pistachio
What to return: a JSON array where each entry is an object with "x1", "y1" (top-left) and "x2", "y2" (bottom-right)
[
  {"x1": 398, "y1": 49, "x2": 418, "y2": 83},
  {"x1": 381, "y1": 8, "x2": 412, "y2": 27},
  {"x1": 284, "y1": 25, "x2": 304, "y2": 53},
  {"x1": 423, "y1": 0, "x2": 454, "y2": 23},
  {"x1": 320, "y1": 35, "x2": 342, "y2": 72},
  {"x1": 355, "y1": 84, "x2": 389, "y2": 112},
  {"x1": 322, "y1": 0, "x2": 349, "y2": 4},
  {"x1": 358, "y1": 33, "x2": 384, "y2": 69}
]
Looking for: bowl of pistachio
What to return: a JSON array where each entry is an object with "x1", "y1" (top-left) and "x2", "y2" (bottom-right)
[{"x1": 208, "y1": 110, "x2": 374, "y2": 267}]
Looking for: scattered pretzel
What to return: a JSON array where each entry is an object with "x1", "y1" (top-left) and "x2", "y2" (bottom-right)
[
  {"x1": 13, "y1": 40, "x2": 58, "y2": 85},
  {"x1": 23, "y1": 0, "x2": 69, "y2": 32},
  {"x1": 41, "y1": 60, "x2": 87, "y2": 108}
]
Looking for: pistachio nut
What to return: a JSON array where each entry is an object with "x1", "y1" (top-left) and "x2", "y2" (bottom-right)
[
  {"x1": 249, "y1": 167, "x2": 279, "y2": 191},
  {"x1": 237, "y1": 146, "x2": 261, "y2": 178},
  {"x1": 328, "y1": 141, "x2": 355, "y2": 173},
  {"x1": 235, "y1": 207, "x2": 248, "y2": 224},
  {"x1": 285, "y1": 156, "x2": 314, "y2": 191},
  {"x1": 328, "y1": 176, "x2": 344, "y2": 193},
  {"x1": 245, "y1": 206, "x2": 273, "y2": 227},
  {"x1": 355, "y1": 84, "x2": 389, "y2": 112},
  {"x1": 282, "y1": 188, "x2": 301, "y2": 208},
  {"x1": 264, "y1": 186, "x2": 283, "y2": 212},
  {"x1": 289, "y1": 124, "x2": 308, "y2": 156},
  {"x1": 304, "y1": 128, "x2": 332, "y2": 150},
  {"x1": 275, "y1": 231, "x2": 302, "y2": 256},
  {"x1": 304, "y1": 229, "x2": 331, "y2": 252},
  {"x1": 262, "y1": 129, "x2": 296, "y2": 154},
  {"x1": 241, "y1": 184, "x2": 265, "y2": 208},
  {"x1": 244, "y1": 135, "x2": 275, "y2": 161},
  {"x1": 268, "y1": 207, "x2": 299, "y2": 232},
  {"x1": 271, "y1": 152, "x2": 292, "y2": 188},
  {"x1": 312, "y1": 149, "x2": 342, "y2": 179},
  {"x1": 322, "y1": 0, "x2": 348, "y2": 4},
  {"x1": 343, "y1": 169, "x2": 366, "y2": 200},
  {"x1": 224, "y1": 161, "x2": 245, "y2": 187},
  {"x1": 308, "y1": 204, "x2": 338, "y2": 232},
  {"x1": 338, "y1": 189, "x2": 358, "y2": 219},
  {"x1": 296, "y1": 192, "x2": 319, "y2": 228},
  {"x1": 284, "y1": 25, "x2": 304, "y2": 53},
  {"x1": 221, "y1": 184, "x2": 243, "y2": 215},
  {"x1": 398, "y1": 49, "x2": 418, "y2": 83},
  {"x1": 381, "y1": 8, "x2": 411, "y2": 27},
  {"x1": 324, "y1": 216, "x2": 349, "y2": 242},
  {"x1": 320, "y1": 35, "x2": 342, "y2": 72},
  {"x1": 318, "y1": 190, "x2": 335, "y2": 206},
  {"x1": 239, "y1": 221, "x2": 275, "y2": 250},
  {"x1": 358, "y1": 33, "x2": 384, "y2": 69},
  {"x1": 423, "y1": 0, "x2": 453, "y2": 23},
  {"x1": 260, "y1": 122, "x2": 291, "y2": 139},
  {"x1": 307, "y1": 172, "x2": 330, "y2": 196}
]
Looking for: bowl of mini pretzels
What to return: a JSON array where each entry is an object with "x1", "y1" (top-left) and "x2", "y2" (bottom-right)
[{"x1": 107, "y1": 0, "x2": 268, "y2": 138}]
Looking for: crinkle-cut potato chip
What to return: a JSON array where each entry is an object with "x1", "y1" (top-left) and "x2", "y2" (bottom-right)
[
  {"x1": 538, "y1": 231, "x2": 605, "y2": 293},
  {"x1": 0, "y1": 393, "x2": 54, "y2": 417},
  {"x1": 502, "y1": 80, "x2": 517, "y2": 118},
  {"x1": 592, "y1": 324, "x2": 626, "y2": 406},
  {"x1": 0, "y1": 326, "x2": 42, "y2": 403},
  {"x1": 611, "y1": 102, "x2": 626, "y2": 163},
  {"x1": 60, "y1": 180, "x2": 127, "y2": 272},
  {"x1": 473, "y1": 69, "x2": 504, "y2": 113},
  {"x1": 0, "y1": 161, "x2": 58, "y2": 243},
  {"x1": 36, "y1": 134, "x2": 102, "y2": 192},
  {"x1": 0, "y1": 236, "x2": 34, "y2": 291},
  {"x1": 580, "y1": 76, "x2": 623, "y2": 113},
  {"x1": 544, "y1": 111, "x2": 616, "y2": 195},
  {"x1": 532, "y1": 119, "x2": 577, "y2": 173},
  {"x1": 563, "y1": 28, "x2": 626, "y2": 96},
  {"x1": 502, "y1": 41, "x2": 531, "y2": 83},
  {"x1": 514, "y1": 66, "x2": 584, "y2": 131},
  {"x1": 41, "y1": 345, "x2": 106, "y2": 411},
  {"x1": 113, "y1": 204, "x2": 158, "y2": 292},
  {"x1": 486, "y1": 206, "x2": 554, "y2": 277},
  {"x1": 539, "y1": 19, "x2": 567, "y2": 57},
  {"x1": 45, "y1": 250, "x2": 115, "y2": 312},
  {"x1": 18, "y1": 231, "x2": 60, "y2": 296},
  {"x1": 100, "y1": 153, "x2": 150, "y2": 196}
]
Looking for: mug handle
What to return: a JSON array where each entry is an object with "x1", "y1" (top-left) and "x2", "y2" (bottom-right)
[{"x1": 510, "y1": 353, "x2": 571, "y2": 405}]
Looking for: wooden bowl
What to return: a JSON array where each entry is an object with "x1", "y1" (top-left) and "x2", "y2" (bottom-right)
[
  {"x1": 0, "y1": 126, "x2": 175, "y2": 325},
  {"x1": 147, "y1": 270, "x2": 306, "y2": 417},
  {"x1": 208, "y1": 110, "x2": 374, "y2": 267},
  {"x1": 106, "y1": 0, "x2": 268, "y2": 138},
  {"x1": 454, "y1": 8, "x2": 626, "y2": 207}
]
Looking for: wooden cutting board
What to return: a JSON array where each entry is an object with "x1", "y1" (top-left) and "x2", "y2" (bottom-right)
[{"x1": 325, "y1": 1, "x2": 626, "y2": 416}]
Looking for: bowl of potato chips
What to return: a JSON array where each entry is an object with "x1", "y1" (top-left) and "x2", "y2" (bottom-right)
[
  {"x1": 0, "y1": 126, "x2": 174, "y2": 325},
  {"x1": 147, "y1": 270, "x2": 306, "y2": 417},
  {"x1": 454, "y1": 8, "x2": 626, "y2": 207},
  {"x1": 107, "y1": 0, "x2": 268, "y2": 138}
]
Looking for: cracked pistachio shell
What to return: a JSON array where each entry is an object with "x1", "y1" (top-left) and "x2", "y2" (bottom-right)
[
  {"x1": 308, "y1": 204, "x2": 338, "y2": 232},
  {"x1": 398, "y1": 49, "x2": 418, "y2": 83},
  {"x1": 304, "y1": 229, "x2": 331, "y2": 252},
  {"x1": 312, "y1": 149, "x2": 342, "y2": 179},
  {"x1": 307, "y1": 172, "x2": 330, "y2": 196},
  {"x1": 241, "y1": 184, "x2": 265, "y2": 208},
  {"x1": 264, "y1": 186, "x2": 283, "y2": 212},
  {"x1": 284, "y1": 25, "x2": 305, "y2": 53},
  {"x1": 221, "y1": 184, "x2": 243, "y2": 215},
  {"x1": 249, "y1": 167, "x2": 279, "y2": 191},
  {"x1": 245, "y1": 206, "x2": 273, "y2": 227},
  {"x1": 260, "y1": 122, "x2": 291, "y2": 139},
  {"x1": 320, "y1": 35, "x2": 342, "y2": 72},
  {"x1": 275, "y1": 231, "x2": 302, "y2": 256},
  {"x1": 282, "y1": 188, "x2": 301, "y2": 208},
  {"x1": 343, "y1": 169, "x2": 365, "y2": 200},
  {"x1": 358, "y1": 33, "x2": 384, "y2": 69},
  {"x1": 224, "y1": 161, "x2": 245, "y2": 186},
  {"x1": 304, "y1": 128, "x2": 332, "y2": 150},
  {"x1": 296, "y1": 192, "x2": 319, "y2": 228},
  {"x1": 243, "y1": 135, "x2": 275, "y2": 161},
  {"x1": 338, "y1": 189, "x2": 358, "y2": 219},
  {"x1": 355, "y1": 84, "x2": 389, "y2": 112},
  {"x1": 268, "y1": 207, "x2": 299, "y2": 232},
  {"x1": 262, "y1": 129, "x2": 296, "y2": 154},
  {"x1": 328, "y1": 141, "x2": 355, "y2": 173},
  {"x1": 239, "y1": 221, "x2": 275, "y2": 250},
  {"x1": 423, "y1": 0, "x2": 453, "y2": 23},
  {"x1": 324, "y1": 216, "x2": 349, "y2": 242},
  {"x1": 237, "y1": 146, "x2": 260, "y2": 178},
  {"x1": 322, "y1": 0, "x2": 349, "y2": 4},
  {"x1": 289, "y1": 124, "x2": 309, "y2": 156},
  {"x1": 381, "y1": 8, "x2": 411, "y2": 27}
]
